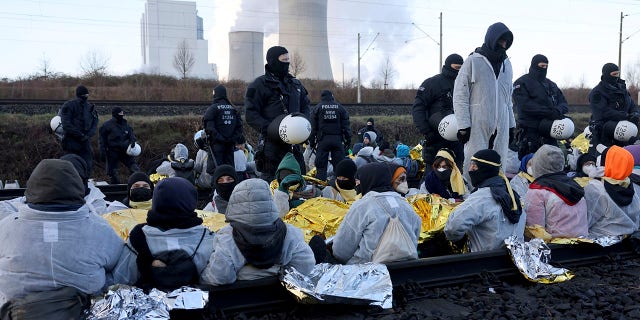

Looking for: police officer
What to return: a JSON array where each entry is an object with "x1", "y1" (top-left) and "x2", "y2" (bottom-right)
[
  {"x1": 412, "y1": 53, "x2": 465, "y2": 174},
  {"x1": 310, "y1": 90, "x2": 351, "y2": 181},
  {"x1": 99, "y1": 107, "x2": 140, "y2": 184},
  {"x1": 245, "y1": 46, "x2": 310, "y2": 182},
  {"x1": 513, "y1": 54, "x2": 569, "y2": 159},
  {"x1": 589, "y1": 63, "x2": 640, "y2": 150},
  {"x1": 203, "y1": 84, "x2": 244, "y2": 167},
  {"x1": 60, "y1": 85, "x2": 98, "y2": 175}
]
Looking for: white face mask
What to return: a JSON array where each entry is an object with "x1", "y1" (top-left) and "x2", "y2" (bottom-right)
[
  {"x1": 526, "y1": 167, "x2": 534, "y2": 176},
  {"x1": 436, "y1": 167, "x2": 447, "y2": 172},
  {"x1": 396, "y1": 181, "x2": 409, "y2": 194},
  {"x1": 582, "y1": 164, "x2": 596, "y2": 177}
]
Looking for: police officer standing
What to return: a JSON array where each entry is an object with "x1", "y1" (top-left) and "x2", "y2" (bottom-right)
[
  {"x1": 245, "y1": 46, "x2": 310, "y2": 181},
  {"x1": 310, "y1": 90, "x2": 351, "y2": 181},
  {"x1": 512, "y1": 54, "x2": 568, "y2": 158},
  {"x1": 412, "y1": 53, "x2": 465, "y2": 174},
  {"x1": 60, "y1": 85, "x2": 98, "y2": 175},
  {"x1": 99, "y1": 107, "x2": 140, "y2": 184},
  {"x1": 203, "y1": 84, "x2": 244, "y2": 167}
]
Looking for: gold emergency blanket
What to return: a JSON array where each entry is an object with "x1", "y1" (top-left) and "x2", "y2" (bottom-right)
[
  {"x1": 283, "y1": 198, "x2": 350, "y2": 242},
  {"x1": 410, "y1": 144, "x2": 426, "y2": 175},
  {"x1": 571, "y1": 132, "x2": 590, "y2": 154},
  {"x1": 103, "y1": 209, "x2": 228, "y2": 241},
  {"x1": 407, "y1": 193, "x2": 459, "y2": 243}
]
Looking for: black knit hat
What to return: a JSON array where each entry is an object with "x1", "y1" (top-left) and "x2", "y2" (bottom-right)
[
  {"x1": 127, "y1": 172, "x2": 154, "y2": 192},
  {"x1": 213, "y1": 84, "x2": 227, "y2": 100},
  {"x1": 112, "y1": 107, "x2": 123, "y2": 117},
  {"x1": 334, "y1": 158, "x2": 357, "y2": 180},
  {"x1": 471, "y1": 149, "x2": 501, "y2": 175},
  {"x1": 75, "y1": 85, "x2": 89, "y2": 97}
]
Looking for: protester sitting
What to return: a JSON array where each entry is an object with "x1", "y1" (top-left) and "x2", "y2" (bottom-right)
[
  {"x1": 322, "y1": 158, "x2": 358, "y2": 203},
  {"x1": 0, "y1": 159, "x2": 126, "y2": 318},
  {"x1": 203, "y1": 165, "x2": 238, "y2": 214},
  {"x1": 389, "y1": 164, "x2": 410, "y2": 196},
  {"x1": 624, "y1": 144, "x2": 640, "y2": 175},
  {"x1": 123, "y1": 172, "x2": 154, "y2": 210},
  {"x1": 273, "y1": 152, "x2": 307, "y2": 217},
  {"x1": 525, "y1": 145, "x2": 588, "y2": 240},
  {"x1": 585, "y1": 146, "x2": 640, "y2": 238},
  {"x1": 194, "y1": 149, "x2": 214, "y2": 190},
  {"x1": 155, "y1": 143, "x2": 196, "y2": 184},
  {"x1": 118, "y1": 177, "x2": 215, "y2": 290},
  {"x1": 444, "y1": 150, "x2": 525, "y2": 252},
  {"x1": 422, "y1": 148, "x2": 467, "y2": 201},
  {"x1": 509, "y1": 153, "x2": 534, "y2": 198},
  {"x1": 201, "y1": 179, "x2": 315, "y2": 285},
  {"x1": 332, "y1": 162, "x2": 421, "y2": 264},
  {"x1": 355, "y1": 146, "x2": 376, "y2": 168}
]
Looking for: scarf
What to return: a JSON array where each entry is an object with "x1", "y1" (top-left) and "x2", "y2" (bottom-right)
[
  {"x1": 230, "y1": 219, "x2": 287, "y2": 269},
  {"x1": 475, "y1": 175, "x2": 522, "y2": 224}
]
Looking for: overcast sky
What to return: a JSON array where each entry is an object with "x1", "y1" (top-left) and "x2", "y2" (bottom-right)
[{"x1": 3, "y1": 0, "x2": 640, "y2": 89}]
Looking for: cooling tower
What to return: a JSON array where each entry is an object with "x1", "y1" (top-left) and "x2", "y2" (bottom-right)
[
  {"x1": 228, "y1": 31, "x2": 264, "y2": 82},
  {"x1": 279, "y1": 0, "x2": 333, "y2": 80}
]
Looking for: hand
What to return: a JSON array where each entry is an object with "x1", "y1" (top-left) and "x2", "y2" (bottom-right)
[
  {"x1": 550, "y1": 109, "x2": 564, "y2": 120},
  {"x1": 424, "y1": 131, "x2": 439, "y2": 145},
  {"x1": 509, "y1": 127, "x2": 516, "y2": 145},
  {"x1": 629, "y1": 113, "x2": 640, "y2": 125},
  {"x1": 130, "y1": 142, "x2": 136, "y2": 148},
  {"x1": 278, "y1": 174, "x2": 305, "y2": 192},
  {"x1": 343, "y1": 137, "x2": 351, "y2": 149},
  {"x1": 457, "y1": 128, "x2": 470, "y2": 144}
]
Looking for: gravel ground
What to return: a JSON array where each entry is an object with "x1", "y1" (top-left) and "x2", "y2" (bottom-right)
[{"x1": 226, "y1": 255, "x2": 640, "y2": 320}]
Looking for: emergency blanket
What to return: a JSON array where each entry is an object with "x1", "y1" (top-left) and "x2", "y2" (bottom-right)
[
  {"x1": 282, "y1": 263, "x2": 393, "y2": 309},
  {"x1": 283, "y1": 198, "x2": 350, "y2": 242},
  {"x1": 85, "y1": 286, "x2": 208, "y2": 319},
  {"x1": 407, "y1": 194, "x2": 460, "y2": 243},
  {"x1": 571, "y1": 132, "x2": 590, "y2": 155},
  {"x1": 103, "y1": 209, "x2": 227, "y2": 241},
  {"x1": 504, "y1": 236, "x2": 574, "y2": 284}
]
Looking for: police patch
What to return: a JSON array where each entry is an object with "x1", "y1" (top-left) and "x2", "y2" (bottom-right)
[
  {"x1": 418, "y1": 86, "x2": 425, "y2": 91},
  {"x1": 513, "y1": 84, "x2": 520, "y2": 89}
]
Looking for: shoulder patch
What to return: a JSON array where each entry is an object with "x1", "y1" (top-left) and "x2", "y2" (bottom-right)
[
  {"x1": 418, "y1": 86, "x2": 425, "y2": 92},
  {"x1": 513, "y1": 84, "x2": 520, "y2": 90}
]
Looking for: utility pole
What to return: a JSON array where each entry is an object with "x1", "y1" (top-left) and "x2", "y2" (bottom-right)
[
  {"x1": 357, "y1": 32, "x2": 379, "y2": 104},
  {"x1": 342, "y1": 62, "x2": 345, "y2": 88},
  {"x1": 409, "y1": 22, "x2": 441, "y2": 69},
  {"x1": 439, "y1": 12, "x2": 443, "y2": 68},
  {"x1": 619, "y1": 11, "x2": 624, "y2": 72}
]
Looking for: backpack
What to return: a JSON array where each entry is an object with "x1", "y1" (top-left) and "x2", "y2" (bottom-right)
[
  {"x1": 371, "y1": 197, "x2": 418, "y2": 264},
  {"x1": 357, "y1": 154, "x2": 374, "y2": 164},
  {"x1": 129, "y1": 224, "x2": 207, "y2": 291},
  {"x1": 401, "y1": 157, "x2": 419, "y2": 179}
]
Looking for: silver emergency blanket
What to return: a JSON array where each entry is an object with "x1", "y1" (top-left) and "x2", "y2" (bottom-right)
[
  {"x1": 86, "y1": 286, "x2": 208, "y2": 319},
  {"x1": 281, "y1": 263, "x2": 393, "y2": 309},
  {"x1": 504, "y1": 236, "x2": 574, "y2": 284},
  {"x1": 591, "y1": 234, "x2": 626, "y2": 247}
]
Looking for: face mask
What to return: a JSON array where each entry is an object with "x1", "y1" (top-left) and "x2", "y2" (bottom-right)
[
  {"x1": 130, "y1": 187, "x2": 152, "y2": 202},
  {"x1": 114, "y1": 114, "x2": 124, "y2": 122},
  {"x1": 216, "y1": 182, "x2": 236, "y2": 201},
  {"x1": 435, "y1": 168, "x2": 452, "y2": 183},
  {"x1": 336, "y1": 179, "x2": 356, "y2": 190},
  {"x1": 526, "y1": 167, "x2": 534, "y2": 176},
  {"x1": 366, "y1": 124, "x2": 374, "y2": 131},
  {"x1": 269, "y1": 60, "x2": 290, "y2": 77},
  {"x1": 469, "y1": 170, "x2": 484, "y2": 187},
  {"x1": 395, "y1": 181, "x2": 409, "y2": 195}
]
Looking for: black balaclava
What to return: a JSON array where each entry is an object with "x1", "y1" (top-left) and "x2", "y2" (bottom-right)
[
  {"x1": 213, "y1": 164, "x2": 238, "y2": 201},
  {"x1": 321, "y1": 90, "x2": 334, "y2": 102},
  {"x1": 127, "y1": 172, "x2": 154, "y2": 202},
  {"x1": 112, "y1": 106, "x2": 124, "y2": 123},
  {"x1": 213, "y1": 84, "x2": 230, "y2": 104},
  {"x1": 601, "y1": 63, "x2": 620, "y2": 86},
  {"x1": 60, "y1": 154, "x2": 90, "y2": 196},
  {"x1": 76, "y1": 85, "x2": 89, "y2": 101},
  {"x1": 366, "y1": 117, "x2": 375, "y2": 131},
  {"x1": 442, "y1": 53, "x2": 464, "y2": 79},
  {"x1": 356, "y1": 162, "x2": 393, "y2": 196},
  {"x1": 266, "y1": 46, "x2": 289, "y2": 78},
  {"x1": 469, "y1": 149, "x2": 501, "y2": 187},
  {"x1": 334, "y1": 158, "x2": 357, "y2": 190},
  {"x1": 147, "y1": 177, "x2": 202, "y2": 230},
  {"x1": 529, "y1": 54, "x2": 548, "y2": 81}
]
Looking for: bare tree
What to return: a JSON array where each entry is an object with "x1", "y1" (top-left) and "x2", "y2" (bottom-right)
[
  {"x1": 290, "y1": 51, "x2": 306, "y2": 77},
  {"x1": 80, "y1": 50, "x2": 110, "y2": 77},
  {"x1": 624, "y1": 58, "x2": 640, "y2": 89},
  {"x1": 37, "y1": 54, "x2": 55, "y2": 79},
  {"x1": 379, "y1": 57, "x2": 396, "y2": 89},
  {"x1": 173, "y1": 39, "x2": 195, "y2": 80}
]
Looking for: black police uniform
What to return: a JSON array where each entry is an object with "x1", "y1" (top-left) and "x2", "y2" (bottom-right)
[
  {"x1": 203, "y1": 86, "x2": 244, "y2": 168},
  {"x1": 310, "y1": 90, "x2": 351, "y2": 181},
  {"x1": 98, "y1": 108, "x2": 140, "y2": 184},
  {"x1": 60, "y1": 86, "x2": 98, "y2": 175}
]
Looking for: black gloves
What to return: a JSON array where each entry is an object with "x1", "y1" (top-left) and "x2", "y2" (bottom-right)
[
  {"x1": 550, "y1": 109, "x2": 564, "y2": 120},
  {"x1": 629, "y1": 113, "x2": 640, "y2": 125},
  {"x1": 457, "y1": 128, "x2": 470, "y2": 144},
  {"x1": 424, "y1": 131, "x2": 439, "y2": 146},
  {"x1": 509, "y1": 127, "x2": 516, "y2": 145},
  {"x1": 130, "y1": 142, "x2": 136, "y2": 148}
]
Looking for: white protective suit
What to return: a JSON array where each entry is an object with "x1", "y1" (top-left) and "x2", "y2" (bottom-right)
[{"x1": 584, "y1": 180, "x2": 640, "y2": 238}]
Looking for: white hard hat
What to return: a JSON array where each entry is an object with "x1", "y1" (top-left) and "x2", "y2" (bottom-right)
[
  {"x1": 614, "y1": 120, "x2": 638, "y2": 142},
  {"x1": 437, "y1": 114, "x2": 459, "y2": 141},
  {"x1": 127, "y1": 142, "x2": 142, "y2": 156},
  {"x1": 549, "y1": 118, "x2": 575, "y2": 140},
  {"x1": 50, "y1": 115, "x2": 64, "y2": 140},
  {"x1": 583, "y1": 126, "x2": 592, "y2": 139},
  {"x1": 194, "y1": 130, "x2": 208, "y2": 150},
  {"x1": 279, "y1": 114, "x2": 311, "y2": 144}
]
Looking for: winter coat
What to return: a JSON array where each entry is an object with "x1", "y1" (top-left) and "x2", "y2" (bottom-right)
[
  {"x1": 355, "y1": 146, "x2": 376, "y2": 168},
  {"x1": 332, "y1": 191, "x2": 421, "y2": 264},
  {"x1": 194, "y1": 150, "x2": 213, "y2": 189},
  {"x1": 589, "y1": 80, "x2": 638, "y2": 126},
  {"x1": 0, "y1": 204, "x2": 125, "y2": 305},
  {"x1": 99, "y1": 117, "x2": 136, "y2": 152},
  {"x1": 444, "y1": 186, "x2": 526, "y2": 252},
  {"x1": 114, "y1": 225, "x2": 215, "y2": 285},
  {"x1": 412, "y1": 68, "x2": 457, "y2": 140},
  {"x1": 584, "y1": 179, "x2": 640, "y2": 238},
  {"x1": 59, "y1": 98, "x2": 98, "y2": 146},
  {"x1": 201, "y1": 179, "x2": 315, "y2": 285},
  {"x1": 510, "y1": 172, "x2": 533, "y2": 199},
  {"x1": 245, "y1": 70, "x2": 310, "y2": 135},
  {"x1": 513, "y1": 74, "x2": 568, "y2": 129},
  {"x1": 203, "y1": 98, "x2": 244, "y2": 144},
  {"x1": 310, "y1": 95, "x2": 351, "y2": 143}
]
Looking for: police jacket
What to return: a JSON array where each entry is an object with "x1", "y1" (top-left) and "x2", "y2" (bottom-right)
[
  {"x1": 513, "y1": 74, "x2": 568, "y2": 129},
  {"x1": 245, "y1": 69, "x2": 310, "y2": 134},
  {"x1": 412, "y1": 68, "x2": 457, "y2": 136},
  {"x1": 310, "y1": 96, "x2": 351, "y2": 141},
  {"x1": 60, "y1": 98, "x2": 98, "y2": 141},
  {"x1": 99, "y1": 117, "x2": 135, "y2": 151},
  {"x1": 589, "y1": 79, "x2": 638, "y2": 126},
  {"x1": 203, "y1": 98, "x2": 244, "y2": 144}
]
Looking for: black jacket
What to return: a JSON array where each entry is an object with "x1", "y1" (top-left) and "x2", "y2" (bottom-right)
[
  {"x1": 412, "y1": 67, "x2": 457, "y2": 137},
  {"x1": 310, "y1": 96, "x2": 351, "y2": 142},
  {"x1": 99, "y1": 117, "x2": 136, "y2": 152},
  {"x1": 513, "y1": 74, "x2": 568, "y2": 129},
  {"x1": 245, "y1": 69, "x2": 310, "y2": 135},
  {"x1": 203, "y1": 98, "x2": 244, "y2": 144},
  {"x1": 60, "y1": 97, "x2": 98, "y2": 142},
  {"x1": 589, "y1": 79, "x2": 638, "y2": 126}
]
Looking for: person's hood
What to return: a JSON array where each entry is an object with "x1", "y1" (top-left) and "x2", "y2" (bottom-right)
[
  {"x1": 484, "y1": 22, "x2": 513, "y2": 51},
  {"x1": 363, "y1": 131, "x2": 377, "y2": 143},
  {"x1": 226, "y1": 179, "x2": 280, "y2": 227},
  {"x1": 530, "y1": 172, "x2": 585, "y2": 205},
  {"x1": 25, "y1": 159, "x2": 85, "y2": 205},
  {"x1": 434, "y1": 149, "x2": 466, "y2": 195},
  {"x1": 275, "y1": 152, "x2": 301, "y2": 180},
  {"x1": 604, "y1": 145, "x2": 634, "y2": 180},
  {"x1": 575, "y1": 153, "x2": 597, "y2": 177},
  {"x1": 396, "y1": 144, "x2": 410, "y2": 158},
  {"x1": 334, "y1": 158, "x2": 357, "y2": 180},
  {"x1": 356, "y1": 162, "x2": 393, "y2": 195},
  {"x1": 623, "y1": 145, "x2": 640, "y2": 166},
  {"x1": 519, "y1": 153, "x2": 534, "y2": 173},
  {"x1": 59, "y1": 154, "x2": 90, "y2": 196},
  {"x1": 530, "y1": 145, "x2": 565, "y2": 178},
  {"x1": 357, "y1": 146, "x2": 374, "y2": 157}
]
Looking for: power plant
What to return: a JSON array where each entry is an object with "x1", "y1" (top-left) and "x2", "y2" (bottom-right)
[{"x1": 228, "y1": 31, "x2": 264, "y2": 82}]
